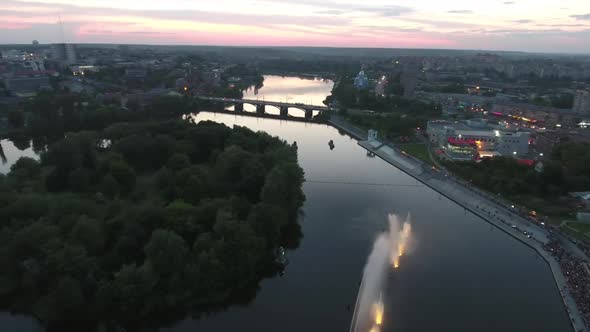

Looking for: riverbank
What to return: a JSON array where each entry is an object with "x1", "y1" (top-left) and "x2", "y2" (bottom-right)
[{"x1": 328, "y1": 116, "x2": 588, "y2": 332}]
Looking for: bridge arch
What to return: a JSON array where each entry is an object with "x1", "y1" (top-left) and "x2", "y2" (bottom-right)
[
  {"x1": 237, "y1": 102, "x2": 262, "y2": 113},
  {"x1": 196, "y1": 96, "x2": 329, "y2": 119},
  {"x1": 285, "y1": 107, "x2": 308, "y2": 117}
]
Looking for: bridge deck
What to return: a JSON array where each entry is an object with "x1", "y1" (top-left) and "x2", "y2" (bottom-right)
[{"x1": 196, "y1": 96, "x2": 331, "y2": 111}]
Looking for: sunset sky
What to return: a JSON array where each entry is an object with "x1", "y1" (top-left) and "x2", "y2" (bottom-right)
[{"x1": 1, "y1": 0, "x2": 590, "y2": 53}]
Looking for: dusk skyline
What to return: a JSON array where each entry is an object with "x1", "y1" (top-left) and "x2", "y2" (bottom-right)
[{"x1": 1, "y1": 0, "x2": 590, "y2": 53}]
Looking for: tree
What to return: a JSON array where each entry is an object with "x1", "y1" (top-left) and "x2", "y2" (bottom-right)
[
  {"x1": 69, "y1": 216, "x2": 105, "y2": 256},
  {"x1": 99, "y1": 174, "x2": 120, "y2": 198},
  {"x1": 10, "y1": 157, "x2": 41, "y2": 179},
  {"x1": 7, "y1": 109, "x2": 25, "y2": 127},
  {"x1": 164, "y1": 200, "x2": 200, "y2": 241},
  {"x1": 144, "y1": 229, "x2": 187, "y2": 276},
  {"x1": 166, "y1": 153, "x2": 191, "y2": 171},
  {"x1": 247, "y1": 202, "x2": 287, "y2": 245},
  {"x1": 111, "y1": 263, "x2": 156, "y2": 319},
  {"x1": 261, "y1": 162, "x2": 305, "y2": 213},
  {"x1": 108, "y1": 160, "x2": 136, "y2": 192},
  {"x1": 0, "y1": 119, "x2": 305, "y2": 329},
  {"x1": 36, "y1": 277, "x2": 85, "y2": 322},
  {"x1": 439, "y1": 83, "x2": 466, "y2": 94}
]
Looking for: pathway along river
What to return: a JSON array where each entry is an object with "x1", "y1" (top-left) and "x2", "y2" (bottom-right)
[{"x1": 0, "y1": 76, "x2": 572, "y2": 332}]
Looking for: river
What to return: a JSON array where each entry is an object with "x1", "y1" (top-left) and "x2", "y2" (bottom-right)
[
  {"x1": 0, "y1": 139, "x2": 39, "y2": 175},
  {"x1": 1, "y1": 75, "x2": 572, "y2": 332},
  {"x1": 229, "y1": 75, "x2": 333, "y2": 117}
]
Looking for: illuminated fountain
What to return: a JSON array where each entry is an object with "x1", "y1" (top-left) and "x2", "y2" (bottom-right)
[{"x1": 350, "y1": 214, "x2": 413, "y2": 332}]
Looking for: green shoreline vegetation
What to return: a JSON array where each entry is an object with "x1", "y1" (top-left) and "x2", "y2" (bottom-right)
[
  {"x1": 399, "y1": 143, "x2": 432, "y2": 164},
  {"x1": 443, "y1": 144, "x2": 590, "y2": 223},
  {"x1": 326, "y1": 72, "x2": 441, "y2": 139},
  {"x1": 0, "y1": 119, "x2": 305, "y2": 331}
]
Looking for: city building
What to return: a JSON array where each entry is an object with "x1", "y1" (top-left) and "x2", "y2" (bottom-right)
[
  {"x1": 125, "y1": 68, "x2": 148, "y2": 79},
  {"x1": 573, "y1": 90, "x2": 590, "y2": 115},
  {"x1": 427, "y1": 120, "x2": 531, "y2": 161},
  {"x1": 400, "y1": 71, "x2": 418, "y2": 97},
  {"x1": 70, "y1": 65, "x2": 99, "y2": 76},
  {"x1": 492, "y1": 102, "x2": 579, "y2": 127},
  {"x1": 374, "y1": 76, "x2": 386, "y2": 96},
  {"x1": 51, "y1": 43, "x2": 77, "y2": 65},
  {"x1": 203, "y1": 69, "x2": 221, "y2": 86},
  {"x1": 353, "y1": 70, "x2": 369, "y2": 90},
  {"x1": 4, "y1": 76, "x2": 51, "y2": 97},
  {"x1": 1, "y1": 50, "x2": 25, "y2": 61}
]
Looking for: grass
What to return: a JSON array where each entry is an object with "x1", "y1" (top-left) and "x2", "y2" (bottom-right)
[
  {"x1": 399, "y1": 143, "x2": 432, "y2": 164},
  {"x1": 561, "y1": 222, "x2": 590, "y2": 244},
  {"x1": 508, "y1": 194, "x2": 575, "y2": 223},
  {"x1": 567, "y1": 222, "x2": 590, "y2": 234}
]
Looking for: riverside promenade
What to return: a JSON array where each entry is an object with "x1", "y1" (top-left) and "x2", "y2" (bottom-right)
[{"x1": 328, "y1": 116, "x2": 588, "y2": 332}]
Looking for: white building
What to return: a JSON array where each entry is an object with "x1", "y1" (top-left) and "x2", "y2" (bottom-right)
[
  {"x1": 427, "y1": 120, "x2": 530, "y2": 160},
  {"x1": 353, "y1": 71, "x2": 369, "y2": 89}
]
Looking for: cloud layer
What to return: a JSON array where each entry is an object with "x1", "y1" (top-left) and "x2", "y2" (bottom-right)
[{"x1": 1, "y1": 0, "x2": 590, "y2": 53}]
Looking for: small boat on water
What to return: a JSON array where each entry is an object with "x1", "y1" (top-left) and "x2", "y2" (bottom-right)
[
  {"x1": 328, "y1": 140, "x2": 335, "y2": 150},
  {"x1": 275, "y1": 246, "x2": 289, "y2": 266}
]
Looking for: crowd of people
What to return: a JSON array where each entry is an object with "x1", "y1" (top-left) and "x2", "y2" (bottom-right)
[
  {"x1": 545, "y1": 240, "x2": 590, "y2": 330},
  {"x1": 576, "y1": 241, "x2": 590, "y2": 258}
]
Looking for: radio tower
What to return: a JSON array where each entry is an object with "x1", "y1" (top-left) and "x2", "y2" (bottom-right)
[{"x1": 58, "y1": 14, "x2": 66, "y2": 43}]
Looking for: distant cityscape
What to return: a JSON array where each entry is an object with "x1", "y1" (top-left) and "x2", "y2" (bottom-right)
[{"x1": 1, "y1": 42, "x2": 590, "y2": 163}]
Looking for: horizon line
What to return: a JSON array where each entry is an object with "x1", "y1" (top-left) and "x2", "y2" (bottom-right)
[{"x1": 1, "y1": 42, "x2": 590, "y2": 56}]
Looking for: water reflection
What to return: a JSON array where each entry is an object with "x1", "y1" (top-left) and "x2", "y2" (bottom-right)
[
  {"x1": 0, "y1": 139, "x2": 40, "y2": 174},
  {"x1": 0, "y1": 141, "x2": 6, "y2": 165},
  {"x1": 0, "y1": 313, "x2": 42, "y2": 332},
  {"x1": 229, "y1": 75, "x2": 334, "y2": 117},
  {"x1": 351, "y1": 214, "x2": 413, "y2": 332}
]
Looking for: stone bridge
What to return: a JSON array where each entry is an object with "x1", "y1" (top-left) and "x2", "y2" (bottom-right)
[{"x1": 196, "y1": 96, "x2": 332, "y2": 119}]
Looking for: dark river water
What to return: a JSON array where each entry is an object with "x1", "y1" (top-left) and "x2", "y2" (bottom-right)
[{"x1": 0, "y1": 76, "x2": 572, "y2": 332}]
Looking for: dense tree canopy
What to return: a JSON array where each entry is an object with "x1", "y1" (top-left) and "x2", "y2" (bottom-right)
[
  {"x1": 13, "y1": 92, "x2": 198, "y2": 140},
  {"x1": 0, "y1": 119, "x2": 305, "y2": 331},
  {"x1": 445, "y1": 144, "x2": 590, "y2": 217}
]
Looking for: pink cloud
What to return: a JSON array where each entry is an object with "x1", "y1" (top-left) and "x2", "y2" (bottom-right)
[
  {"x1": 0, "y1": 0, "x2": 588, "y2": 52},
  {"x1": 0, "y1": 22, "x2": 33, "y2": 29}
]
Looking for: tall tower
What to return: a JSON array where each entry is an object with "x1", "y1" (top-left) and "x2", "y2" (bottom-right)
[
  {"x1": 51, "y1": 43, "x2": 77, "y2": 65},
  {"x1": 50, "y1": 14, "x2": 77, "y2": 65}
]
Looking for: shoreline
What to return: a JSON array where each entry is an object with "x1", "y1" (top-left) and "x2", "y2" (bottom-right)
[{"x1": 328, "y1": 116, "x2": 587, "y2": 332}]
